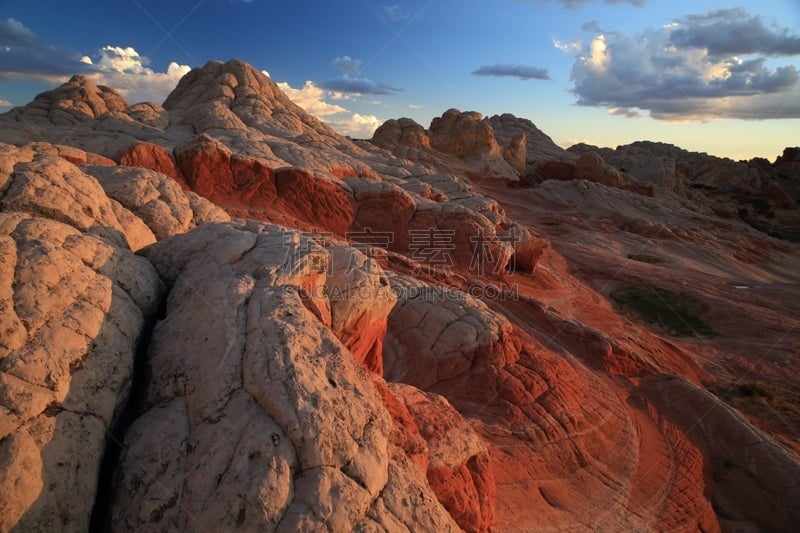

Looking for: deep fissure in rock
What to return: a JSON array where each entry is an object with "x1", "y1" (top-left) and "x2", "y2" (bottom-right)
[{"x1": 89, "y1": 293, "x2": 168, "y2": 532}]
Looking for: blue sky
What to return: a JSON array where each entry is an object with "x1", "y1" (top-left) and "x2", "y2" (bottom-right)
[{"x1": 1, "y1": 0, "x2": 798, "y2": 159}]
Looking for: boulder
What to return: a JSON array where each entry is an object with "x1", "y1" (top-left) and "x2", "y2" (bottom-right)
[
  {"x1": 390, "y1": 383, "x2": 495, "y2": 533},
  {"x1": 383, "y1": 274, "x2": 521, "y2": 390},
  {"x1": 0, "y1": 142, "x2": 155, "y2": 251},
  {"x1": 489, "y1": 113, "x2": 577, "y2": 165},
  {"x1": 0, "y1": 213, "x2": 162, "y2": 532},
  {"x1": 116, "y1": 141, "x2": 184, "y2": 185},
  {"x1": 85, "y1": 165, "x2": 230, "y2": 241},
  {"x1": 113, "y1": 221, "x2": 459, "y2": 531},
  {"x1": 325, "y1": 245, "x2": 397, "y2": 374},
  {"x1": 575, "y1": 151, "x2": 654, "y2": 196},
  {"x1": 371, "y1": 110, "x2": 530, "y2": 180}
]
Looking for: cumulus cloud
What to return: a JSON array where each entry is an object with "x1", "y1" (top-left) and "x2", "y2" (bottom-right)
[
  {"x1": 276, "y1": 80, "x2": 347, "y2": 116},
  {"x1": 81, "y1": 46, "x2": 191, "y2": 104},
  {"x1": 331, "y1": 56, "x2": 362, "y2": 75},
  {"x1": 472, "y1": 64, "x2": 551, "y2": 80},
  {"x1": 0, "y1": 19, "x2": 190, "y2": 103},
  {"x1": 670, "y1": 8, "x2": 800, "y2": 57},
  {"x1": 516, "y1": 0, "x2": 643, "y2": 9},
  {"x1": 0, "y1": 98, "x2": 13, "y2": 108},
  {"x1": 276, "y1": 79, "x2": 383, "y2": 138},
  {"x1": 317, "y1": 76, "x2": 402, "y2": 95},
  {"x1": 327, "y1": 113, "x2": 383, "y2": 138},
  {"x1": 568, "y1": 8, "x2": 800, "y2": 120}
]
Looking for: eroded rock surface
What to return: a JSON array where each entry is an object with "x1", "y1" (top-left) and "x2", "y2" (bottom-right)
[
  {"x1": 0, "y1": 213, "x2": 162, "y2": 532},
  {"x1": 85, "y1": 164, "x2": 230, "y2": 240},
  {"x1": 373, "y1": 109, "x2": 524, "y2": 180},
  {"x1": 0, "y1": 142, "x2": 156, "y2": 251},
  {"x1": 0, "y1": 58, "x2": 798, "y2": 533},
  {"x1": 112, "y1": 222, "x2": 459, "y2": 531}
]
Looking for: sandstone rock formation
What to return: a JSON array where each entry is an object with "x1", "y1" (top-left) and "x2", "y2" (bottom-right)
[
  {"x1": 0, "y1": 143, "x2": 156, "y2": 251},
  {"x1": 116, "y1": 141, "x2": 184, "y2": 184},
  {"x1": 529, "y1": 150, "x2": 654, "y2": 195},
  {"x1": 86, "y1": 164, "x2": 230, "y2": 241},
  {"x1": 574, "y1": 151, "x2": 653, "y2": 196},
  {"x1": 488, "y1": 113, "x2": 577, "y2": 165},
  {"x1": 0, "y1": 209, "x2": 162, "y2": 531},
  {"x1": 390, "y1": 383, "x2": 495, "y2": 533},
  {"x1": 374, "y1": 110, "x2": 525, "y2": 180},
  {"x1": 1, "y1": 59, "x2": 798, "y2": 533},
  {"x1": 568, "y1": 140, "x2": 800, "y2": 242},
  {"x1": 114, "y1": 221, "x2": 459, "y2": 531}
]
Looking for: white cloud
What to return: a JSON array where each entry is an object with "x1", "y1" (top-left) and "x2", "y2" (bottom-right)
[
  {"x1": 327, "y1": 113, "x2": 383, "y2": 138},
  {"x1": 554, "y1": 39, "x2": 582, "y2": 53},
  {"x1": 569, "y1": 9, "x2": 800, "y2": 120},
  {"x1": 261, "y1": 70, "x2": 270, "y2": 78},
  {"x1": 96, "y1": 46, "x2": 150, "y2": 72},
  {"x1": 516, "y1": 0, "x2": 643, "y2": 8},
  {"x1": 558, "y1": 137, "x2": 603, "y2": 149},
  {"x1": 0, "y1": 98, "x2": 13, "y2": 108},
  {"x1": 608, "y1": 107, "x2": 641, "y2": 118},
  {"x1": 275, "y1": 79, "x2": 383, "y2": 138},
  {"x1": 383, "y1": 4, "x2": 411, "y2": 21},
  {"x1": 276, "y1": 80, "x2": 348, "y2": 116},
  {"x1": 81, "y1": 45, "x2": 191, "y2": 104},
  {"x1": 408, "y1": 104, "x2": 424, "y2": 109},
  {"x1": 585, "y1": 34, "x2": 609, "y2": 71},
  {"x1": 329, "y1": 91, "x2": 354, "y2": 101}
]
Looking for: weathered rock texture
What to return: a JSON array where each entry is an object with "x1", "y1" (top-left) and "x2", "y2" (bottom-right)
[
  {"x1": 568, "y1": 140, "x2": 800, "y2": 240},
  {"x1": 0, "y1": 211, "x2": 161, "y2": 531},
  {"x1": 113, "y1": 222, "x2": 458, "y2": 531},
  {"x1": 373, "y1": 108, "x2": 573, "y2": 181},
  {"x1": 0, "y1": 58, "x2": 798, "y2": 533}
]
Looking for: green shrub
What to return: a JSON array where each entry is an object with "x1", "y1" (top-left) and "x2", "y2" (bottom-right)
[
  {"x1": 610, "y1": 287, "x2": 714, "y2": 337},
  {"x1": 746, "y1": 219, "x2": 800, "y2": 243},
  {"x1": 627, "y1": 254, "x2": 669, "y2": 264}
]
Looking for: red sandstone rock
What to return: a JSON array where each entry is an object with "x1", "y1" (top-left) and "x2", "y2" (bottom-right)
[
  {"x1": 117, "y1": 141, "x2": 185, "y2": 186},
  {"x1": 274, "y1": 167, "x2": 356, "y2": 236},
  {"x1": 391, "y1": 383, "x2": 496, "y2": 533}
]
